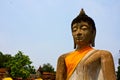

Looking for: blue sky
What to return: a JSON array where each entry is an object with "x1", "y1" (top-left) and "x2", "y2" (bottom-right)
[{"x1": 0, "y1": 0, "x2": 120, "y2": 70}]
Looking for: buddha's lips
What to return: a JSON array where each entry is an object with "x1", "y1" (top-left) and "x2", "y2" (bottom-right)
[{"x1": 76, "y1": 37, "x2": 83, "y2": 40}]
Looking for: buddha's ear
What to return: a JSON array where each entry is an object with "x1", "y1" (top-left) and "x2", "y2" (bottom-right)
[
  {"x1": 72, "y1": 31, "x2": 76, "y2": 49},
  {"x1": 73, "y1": 38, "x2": 76, "y2": 49},
  {"x1": 91, "y1": 30, "x2": 96, "y2": 47}
]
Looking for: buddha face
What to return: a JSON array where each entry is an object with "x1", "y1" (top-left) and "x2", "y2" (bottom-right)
[{"x1": 72, "y1": 21, "x2": 93, "y2": 46}]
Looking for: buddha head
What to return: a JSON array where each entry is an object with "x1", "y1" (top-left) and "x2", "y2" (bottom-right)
[{"x1": 71, "y1": 9, "x2": 96, "y2": 49}]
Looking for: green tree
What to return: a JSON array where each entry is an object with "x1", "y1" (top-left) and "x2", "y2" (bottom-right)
[
  {"x1": 0, "y1": 52, "x2": 4, "y2": 68},
  {"x1": 0, "y1": 51, "x2": 12, "y2": 68},
  {"x1": 117, "y1": 58, "x2": 120, "y2": 80},
  {"x1": 5, "y1": 51, "x2": 36, "y2": 79},
  {"x1": 41, "y1": 63, "x2": 55, "y2": 72}
]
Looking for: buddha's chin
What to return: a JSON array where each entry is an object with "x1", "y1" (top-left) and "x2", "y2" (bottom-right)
[{"x1": 76, "y1": 40, "x2": 84, "y2": 45}]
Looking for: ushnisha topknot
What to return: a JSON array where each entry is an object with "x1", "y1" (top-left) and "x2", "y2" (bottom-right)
[
  {"x1": 79, "y1": 8, "x2": 86, "y2": 16},
  {"x1": 71, "y1": 8, "x2": 96, "y2": 48}
]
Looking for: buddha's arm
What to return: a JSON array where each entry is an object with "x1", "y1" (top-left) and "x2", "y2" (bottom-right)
[
  {"x1": 84, "y1": 50, "x2": 116, "y2": 80},
  {"x1": 56, "y1": 54, "x2": 67, "y2": 80},
  {"x1": 101, "y1": 50, "x2": 116, "y2": 80}
]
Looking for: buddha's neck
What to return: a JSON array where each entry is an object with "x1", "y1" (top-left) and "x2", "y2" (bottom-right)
[{"x1": 76, "y1": 44, "x2": 91, "y2": 50}]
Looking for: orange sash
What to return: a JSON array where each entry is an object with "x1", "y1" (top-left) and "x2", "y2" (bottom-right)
[{"x1": 65, "y1": 46, "x2": 93, "y2": 80}]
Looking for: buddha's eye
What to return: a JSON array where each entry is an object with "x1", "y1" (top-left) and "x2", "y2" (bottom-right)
[
  {"x1": 72, "y1": 27, "x2": 78, "y2": 32},
  {"x1": 81, "y1": 25, "x2": 88, "y2": 31}
]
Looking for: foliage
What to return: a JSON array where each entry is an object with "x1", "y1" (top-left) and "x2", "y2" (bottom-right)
[
  {"x1": 117, "y1": 66, "x2": 120, "y2": 80},
  {"x1": 117, "y1": 58, "x2": 120, "y2": 80},
  {"x1": 4, "y1": 51, "x2": 36, "y2": 79},
  {"x1": 0, "y1": 51, "x2": 12, "y2": 68},
  {"x1": 41, "y1": 63, "x2": 55, "y2": 72}
]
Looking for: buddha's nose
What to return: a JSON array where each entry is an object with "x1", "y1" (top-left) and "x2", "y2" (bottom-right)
[{"x1": 77, "y1": 29, "x2": 82, "y2": 36}]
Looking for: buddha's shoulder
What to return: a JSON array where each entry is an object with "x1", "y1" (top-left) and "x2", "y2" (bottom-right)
[
  {"x1": 95, "y1": 49, "x2": 112, "y2": 56},
  {"x1": 57, "y1": 51, "x2": 73, "y2": 60}
]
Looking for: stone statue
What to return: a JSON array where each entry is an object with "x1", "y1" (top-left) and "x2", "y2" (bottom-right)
[{"x1": 56, "y1": 9, "x2": 116, "y2": 80}]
